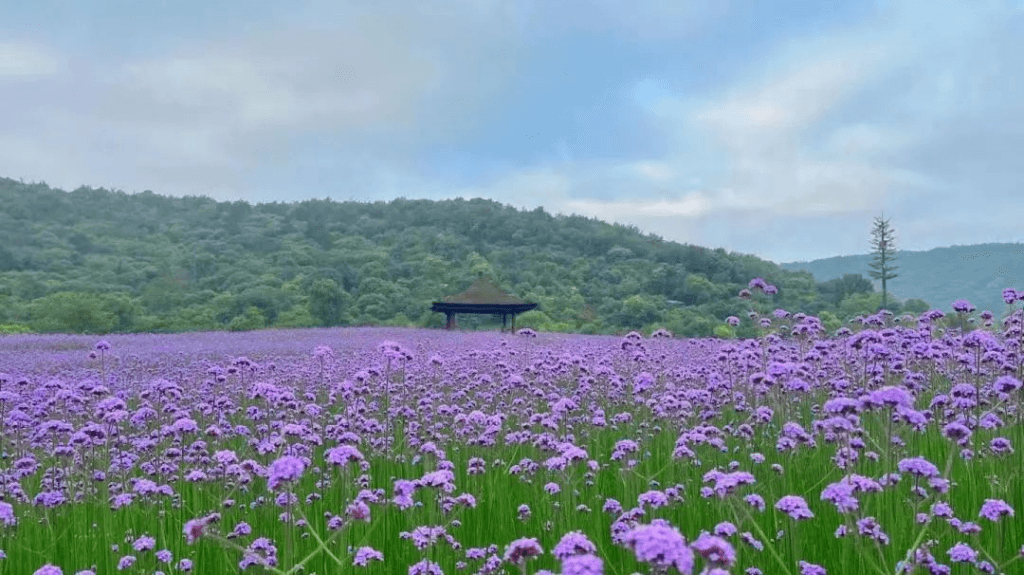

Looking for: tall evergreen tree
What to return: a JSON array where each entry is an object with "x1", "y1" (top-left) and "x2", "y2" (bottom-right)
[{"x1": 867, "y1": 213, "x2": 899, "y2": 311}]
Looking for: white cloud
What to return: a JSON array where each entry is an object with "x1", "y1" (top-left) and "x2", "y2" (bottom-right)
[
  {"x1": 564, "y1": 192, "x2": 711, "y2": 220},
  {"x1": 0, "y1": 42, "x2": 60, "y2": 77},
  {"x1": 632, "y1": 161, "x2": 675, "y2": 183}
]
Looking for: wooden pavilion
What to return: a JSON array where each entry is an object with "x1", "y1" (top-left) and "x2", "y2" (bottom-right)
[{"x1": 431, "y1": 274, "x2": 538, "y2": 331}]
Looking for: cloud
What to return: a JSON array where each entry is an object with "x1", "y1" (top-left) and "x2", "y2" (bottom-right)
[
  {"x1": 1, "y1": 0, "x2": 1023, "y2": 264},
  {"x1": 0, "y1": 42, "x2": 60, "y2": 77},
  {"x1": 564, "y1": 192, "x2": 711, "y2": 220}
]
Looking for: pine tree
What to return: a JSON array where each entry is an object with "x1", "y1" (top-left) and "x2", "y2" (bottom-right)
[{"x1": 867, "y1": 213, "x2": 899, "y2": 311}]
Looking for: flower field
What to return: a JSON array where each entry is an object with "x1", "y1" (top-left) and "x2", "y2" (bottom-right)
[{"x1": 1, "y1": 286, "x2": 1024, "y2": 574}]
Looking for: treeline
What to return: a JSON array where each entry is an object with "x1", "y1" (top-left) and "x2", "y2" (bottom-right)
[{"x1": 0, "y1": 177, "x2": 930, "y2": 337}]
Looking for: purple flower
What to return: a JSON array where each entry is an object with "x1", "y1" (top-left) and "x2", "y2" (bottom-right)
[
  {"x1": 353, "y1": 546, "x2": 384, "y2": 567},
  {"x1": 117, "y1": 556, "x2": 136, "y2": 570},
  {"x1": 714, "y1": 522, "x2": 737, "y2": 537},
  {"x1": 897, "y1": 457, "x2": 940, "y2": 478},
  {"x1": 952, "y1": 299, "x2": 975, "y2": 313},
  {"x1": 623, "y1": 523, "x2": 695, "y2": 573},
  {"x1": 948, "y1": 542, "x2": 977, "y2": 563},
  {"x1": 942, "y1": 423, "x2": 972, "y2": 443},
  {"x1": 775, "y1": 495, "x2": 814, "y2": 520},
  {"x1": 517, "y1": 504, "x2": 531, "y2": 520},
  {"x1": 821, "y1": 481, "x2": 858, "y2": 514},
  {"x1": 326, "y1": 445, "x2": 365, "y2": 467},
  {"x1": 1002, "y1": 288, "x2": 1020, "y2": 304},
  {"x1": 408, "y1": 559, "x2": 443, "y2": 575},
  {"x1": 553, "y1": 531, "x2": 597, "y2": 559},
  {"x1": 799, "y1": 561, "x2": 826, "y2": 575},
  {"x1": 0, "y1": 502, "x2": 15, "y2": 527},
  {"x1": 690, "y1": 533, "x2": 736, "y2": 567},
  {"x1": 132, "y1": 535, "x2": 155, "y2": 552},
  {"x1": 183, "y1": 518, "x2": 207, "y2": 544},
  {"x1": 504, "y1": 538, "x2": 543, "y2": 564},
  {"x1": 868, "y1": 386, "x2": 914, "y2": 408},
  {"x1": 990, "y1": 437, "x2": 1013, "y2": 454},
  {"x1": 744, "y1": 494, "x2": 766, "y2": 512},
  {"x1": 34, "y1": 566, "x2": 63, "y2": 575},
  {"x1": 602, "y1": 499, "x2": 622, "y2": 515},
  {"x1": 562, "y1": 554, "x2": 604, "y2": 575},
  {"x1": 979, "y1": 499, "x2": 1014, "y2": 522},
  {"x1": 638, "y1": 490, "x2": 669, "y2": 509},
  {"x1": 993, "y1": 376, "x2": 1022, "y2": 393},
  {"x1": 267, "y1": 455, "x2": 306, "y2": 491}
]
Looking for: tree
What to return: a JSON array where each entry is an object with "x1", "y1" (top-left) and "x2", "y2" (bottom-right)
[
  {"x1": 867, "y1": 213, "x2": 899, "y2": 311},
  {"x1": 902, "y1": 298, "x2": 930, "y2": 314},
  {"x1": 308, "y1": 279, "x2": 348, "y2": 327},
  {"x1": 228, "y1": 306, "x2": 266, "y2": 331},
  {"x1": 29, "y1": 292, "x2": 116, "y2": 333}
]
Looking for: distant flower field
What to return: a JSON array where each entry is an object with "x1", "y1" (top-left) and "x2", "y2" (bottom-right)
[{"x1": 1, "y1": 287, "x2": 1023, "y2": 574}]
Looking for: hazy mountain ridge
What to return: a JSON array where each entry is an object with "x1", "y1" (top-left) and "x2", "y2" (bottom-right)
[{"x1": 779, "y1": 243, "x2": 1024, "y2": 318}]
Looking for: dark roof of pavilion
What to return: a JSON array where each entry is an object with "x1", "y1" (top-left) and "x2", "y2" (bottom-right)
[{"x1": 431, "y1": 276, "x2": 537, "y2": 311}]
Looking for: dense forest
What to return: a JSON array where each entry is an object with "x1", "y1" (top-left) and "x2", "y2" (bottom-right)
[{"x1": 0, "y1": 177, "x2": 933, "y2": 338}]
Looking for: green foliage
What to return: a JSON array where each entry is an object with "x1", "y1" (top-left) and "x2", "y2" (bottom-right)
[
  {"x1": 617, "y1": 294, "x2": 663, "y2": 329},
  {"x1": 274, "y1": 305, "x2": 317, "y2": 329},
  {"x1": 29, "y1": 292, "x2": 117, "y2": 334},
  {"x1": 902, "y1": 298, "x2": 930, "y2": 314},
  {"x1": 383, "y1": 313, "x2": 412, "y2": 327},
  {"x1": 712, "y1": 324, "x2": 736, "y2": 339},
  {"x1": 838, "y1": 292, "x2": 887, "y2": 319},
  {"x1": 0, "y1": 176, "x2": 891, "y2": 336},
  {"x1": 418, "y1": 310, "x2": 446, "y2": 329},
  {"x1": 227, "y1": 306, "x2": 267, "y2": 331},
  {"x1": 514, "y1": 310, "x2": 554, "y2": 332},
  {"x1": 817, "y1": 310, "x2": 842, "y2": 333},
  {"x1": 0, "y1": 323, "x2": 32, "y2": 335},
  {"x1": 307, "y1": 279, "x2": 348, "y2": 327}
]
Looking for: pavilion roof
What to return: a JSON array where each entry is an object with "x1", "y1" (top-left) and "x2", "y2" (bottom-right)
[{"x1": 439, "y1": 276, "x2": 533, "y2": 306}]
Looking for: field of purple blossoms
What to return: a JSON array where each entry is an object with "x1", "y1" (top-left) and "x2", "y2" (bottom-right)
[{"x1": 1, "y1": 282, "x2": 1024, "y2": 575}]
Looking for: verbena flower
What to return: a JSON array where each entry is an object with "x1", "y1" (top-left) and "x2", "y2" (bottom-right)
[
  {"x1": 947, "y1": 542, "x2": 977, "y2": 563},
  {"x1": 553, "y1": 531, "x2": 597, "y2": 560},
  {"x1": 775, "y1": 495, "x2": 814, "y2": 520},
  {"x1": 503, "y1": 537, "x2": 543, "y2": 564},
  {"x1": 897, "y1": 457, "x2": 940, "y2": 478},
  {"x1": 978, "y1": 499, "x2": 1014, "y2": 522},
  {"x1": 799, "y1": 561, "x2": 826, "y2": 575},
  {"x1": 622, "y1": 523, "x2": 694, "y2": 573},
  {"x1": 353, "y1": 546, "x2": 384, "y2": 567},
  {"x1": 0, "y1": 502, "x2": 15, "y2": 527},
  {"x1": 266, "y1": 455, "x2": 305, "y2": 491},
  {"x1": 561, "y1": 554, "x2": 603, "y2": 575},
  {"x1": 690, "y1": 533, "x2": 736, "y2": 567}
]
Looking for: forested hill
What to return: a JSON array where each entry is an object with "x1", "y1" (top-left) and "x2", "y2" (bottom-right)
[
  {"x1": 2, "y1": 176, "x2": 897, "y2": 337},
  {"x1": 779, "y1": 243, "x2": 1024, "y2": 321}
]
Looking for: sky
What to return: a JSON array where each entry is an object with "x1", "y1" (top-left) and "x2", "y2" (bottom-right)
[{"x1": 2, "y1": 0, "x2": 1022, "y2": 264}]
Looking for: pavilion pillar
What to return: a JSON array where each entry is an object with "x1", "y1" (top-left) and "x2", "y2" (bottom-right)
[
  {"x1": 445, "y1": 312, "x2": 455, "y2": 330},
  {"x1": 511, "y1": 314, "x2": 516, "y2": 333},
  {"x1": 502, "y1": 314, "x2": 507, "y2": 332}
]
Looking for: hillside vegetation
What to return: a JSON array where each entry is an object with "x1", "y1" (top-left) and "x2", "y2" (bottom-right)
[
  {"x1": 1, "y1": 177, "x2": 920, "y2": 336},
  {"x1": 780, "y1": 243, "x2": 1024, "y2": 321}
]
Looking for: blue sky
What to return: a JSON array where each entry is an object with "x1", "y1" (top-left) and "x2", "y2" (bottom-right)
[{"x1": 2, "y1": 0, "x2": 1022, "y2": 264}]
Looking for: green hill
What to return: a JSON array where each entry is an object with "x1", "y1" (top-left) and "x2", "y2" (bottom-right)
[
  {"x1": 1, "y1": 176, "x2": 900, "y2": 337},
  {"x1": 779, "y1": 243, "x2": 1024, "y2": 321}
]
